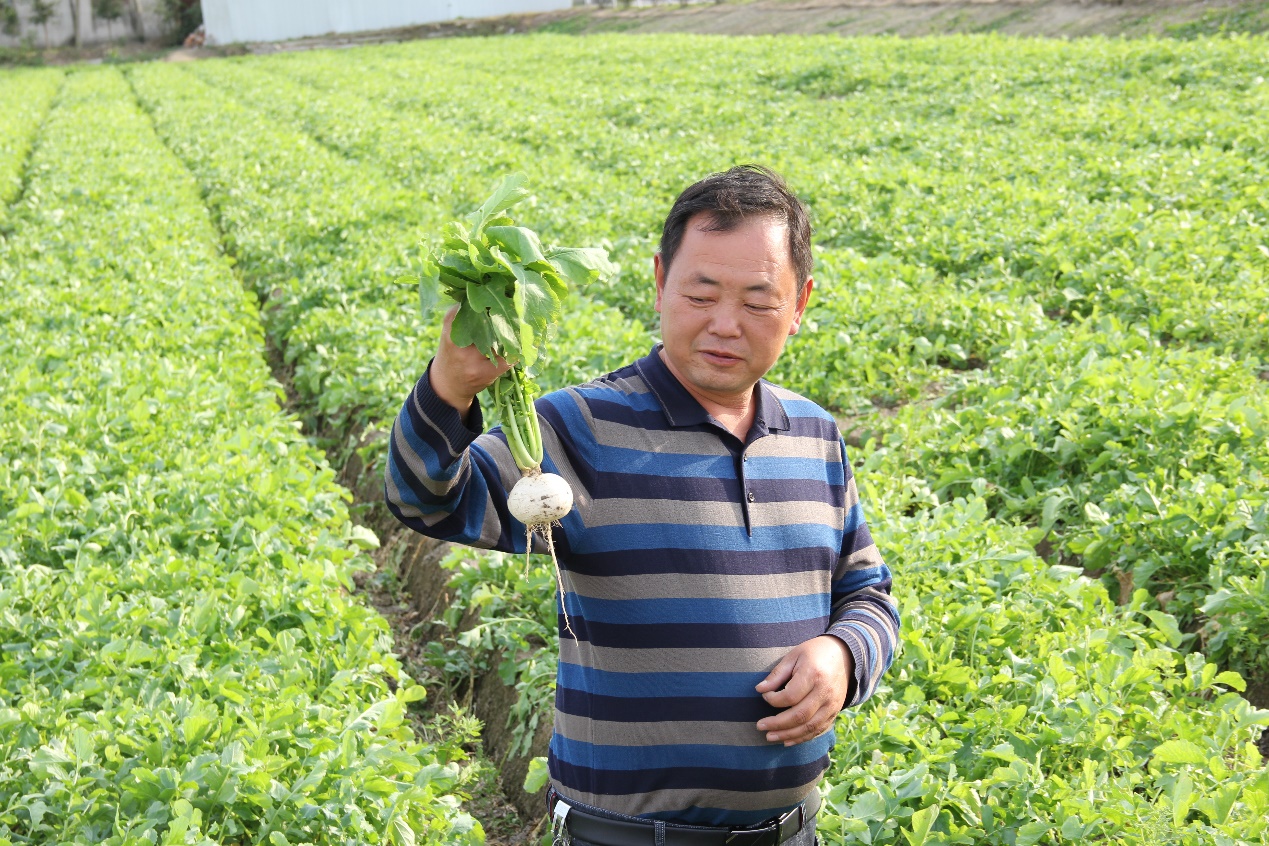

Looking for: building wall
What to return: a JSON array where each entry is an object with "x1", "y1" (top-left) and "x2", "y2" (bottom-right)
[
  {"x1": 0, "y1": 0, "x2": 168, "y2": 48},
  {"x1": 201, "y1": 0, "x2": 576, "y2": 45}
]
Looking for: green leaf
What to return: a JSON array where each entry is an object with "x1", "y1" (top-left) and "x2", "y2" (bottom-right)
[
  {"x1": 544, "y1": 245, "x2": 616, "y2": 288},
  {"x1": 514, "y1": 267, "x2": 561, "y2": 362},
  {"x1": 450, "y1": 301, "x2": 497, "y2": 359},
  {"x1": 523, "y1": 756, "x2": 550, "y2": 794},
  {"x1": 903, "y1": 804, "x2": 939, "y2": 846},
  {"x1": 14, "y1": 501, "x2": 44, "y2": 519},
  {"x1": 487, "y1": 225, "x2": 547, "y2": 265},
  {"x1": 417, "y1": 256, "x2": 442, "y2": 316},
  {"x1": 1212, "y1": 670, "x2": 1246, "y2": 692},
  {"x1": 849, "y1": 791, "x2": 888, "y2": 821},
  {"x1": 392, "y1": 816, "x2": 417, "y2": 846},
  {"x1": 347, "y1": 525, "x2": 380, "y2": 550},
  {"x1": 1152, "y1": 739, "x2": 1208, "y2": 765},
  {"x1": 1172, "y1": 773, "x2": 1194, "y2": 828},
  {"x1": 1144, "y1": 610, "x2": 1184, "y2": 648},
  {"x1": 466, "y1": 278, "x2": 521, "y2": 360},
  {"x1": 1015, "y1": 821, "x2": 1049, "y2": 846},
  {"x1": 467, "y1": 172, "x2": 529, "y2": 235}
]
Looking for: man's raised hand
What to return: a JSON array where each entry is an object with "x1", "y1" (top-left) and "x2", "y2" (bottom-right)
[{"x1": 430, "y1": 304, "x2": 513, "y2": 421}]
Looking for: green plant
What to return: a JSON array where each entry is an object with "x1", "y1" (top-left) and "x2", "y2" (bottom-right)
[
  {"x1": 1, "y1": 0, "x2": 20, "y2": 36},
  {"x1": 97, "y1": 33, "x2": 1269, "y2": 841},
  {"x1": 27, "y1": 0, "x2": 54, "y2": 47},
  {"x1": 157, "y1": 0, "x2": 199, "y2": 41},
  {"x1": 93, "y1": 0, "x2": 124, "y2": 38}
]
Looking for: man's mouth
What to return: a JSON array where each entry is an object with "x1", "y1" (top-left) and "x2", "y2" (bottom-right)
[{"x1": 700, "y1": 349, "x2": 742, "y2": 365}]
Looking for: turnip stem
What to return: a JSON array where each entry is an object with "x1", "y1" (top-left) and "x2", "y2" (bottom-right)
[{"x1": 492, "y1": 366, "x2": 544, "y2": 473}]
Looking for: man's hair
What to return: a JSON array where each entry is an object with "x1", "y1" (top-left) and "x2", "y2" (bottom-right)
[{"x1": 659, "y1": 164, "x2": 813, "y2": 293}]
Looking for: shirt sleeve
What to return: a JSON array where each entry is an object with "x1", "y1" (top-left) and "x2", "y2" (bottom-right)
[
  {"x1": 823, "y1": 437, "x2": 901, "y2": 708},
  {"x1": 382, "y1": 363, "x2": 530, "y2": 553}
]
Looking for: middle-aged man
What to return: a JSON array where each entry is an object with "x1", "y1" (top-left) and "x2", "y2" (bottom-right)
[{"x1": 385, "y1": 165, "x2": 900, "y2": 846}]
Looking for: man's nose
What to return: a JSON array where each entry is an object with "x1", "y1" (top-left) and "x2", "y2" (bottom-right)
[{"x1": 707, "y1": 305, "x2": 743, "y2": 338}]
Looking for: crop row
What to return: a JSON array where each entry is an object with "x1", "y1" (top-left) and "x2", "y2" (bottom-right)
[
  {"x1": 0, "y1": 68, "x2": 61, "y2": 217},
  {"x1": 112, "y1": 32, "x2": 1269, "y2": 843},
  {"x1": 0, "y1": 68, "x2": 479, "y2": 844}
]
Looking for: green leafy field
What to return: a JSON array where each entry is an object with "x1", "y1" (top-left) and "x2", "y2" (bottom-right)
[{"x1": 2, "y1": 30, "x2": 1268, "y2": 845}]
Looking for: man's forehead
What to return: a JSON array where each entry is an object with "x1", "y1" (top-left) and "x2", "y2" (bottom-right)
[{"x1": 688, "y1": 210, "x2": 789, "y2": 235}]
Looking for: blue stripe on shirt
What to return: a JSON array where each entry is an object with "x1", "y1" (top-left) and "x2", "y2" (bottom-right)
[
  {"x1": 831, "y1": 565, "x2": 889, "y2": 596},
  {"x1": 557, "y1": 662, "x2": 767, "y2": 698},
  {"x1": 550, "y1": 735, "x2": 830, "y2": 772},
  {"x1": 562, "y1": 593, "x2": 831, "y2": 626},
  {"x1": 743, "y1": 456, "x2": 845, "y2": 485}
]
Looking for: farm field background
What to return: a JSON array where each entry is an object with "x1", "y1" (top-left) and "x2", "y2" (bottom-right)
[{"x1": 2, "y1": 27, "x2": 1268, "y2": 845}]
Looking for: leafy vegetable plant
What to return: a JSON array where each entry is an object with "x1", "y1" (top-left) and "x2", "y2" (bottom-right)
[{"x1": 407, "y1": 173, "x2": 615, "y2": 633}]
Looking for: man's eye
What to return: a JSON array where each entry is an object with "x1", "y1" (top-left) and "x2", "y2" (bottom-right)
[{"x1": 687, "y1": 296, "x2": 712, "y2": 305}]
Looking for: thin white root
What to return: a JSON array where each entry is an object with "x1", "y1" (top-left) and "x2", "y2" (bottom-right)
[{"x1": 525, "y1": 520, "x2": 575, "y2": 639}]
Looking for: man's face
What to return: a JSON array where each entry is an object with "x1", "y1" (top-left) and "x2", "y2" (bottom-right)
[{"x1": 654, "y1": 213, "x2": 812, "y2": 405}]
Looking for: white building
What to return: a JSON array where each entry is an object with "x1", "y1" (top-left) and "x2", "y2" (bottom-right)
[
  {"x1": 200, "y1": 0, "x2": 577, "y2": 45},
  {"x1": 0, "y1": 0, "x2": 582, "y2": 49}
]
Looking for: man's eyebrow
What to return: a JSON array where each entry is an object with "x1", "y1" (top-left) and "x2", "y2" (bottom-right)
[{"x1": 685, "y1": 274, "x2": 778, "y2": 294}]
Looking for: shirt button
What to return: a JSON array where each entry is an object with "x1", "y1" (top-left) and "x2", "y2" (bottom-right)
[{"x1": 747, "y1": 491, "x2": 756, "y2": 502}]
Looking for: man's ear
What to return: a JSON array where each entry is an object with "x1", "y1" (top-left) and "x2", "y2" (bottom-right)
[
  {"x1": 789, "y1": 278, "x2": 813, "y2": 336},
  {"x1": 654, "y1": 253, "x2": 666, "y2": 314}
]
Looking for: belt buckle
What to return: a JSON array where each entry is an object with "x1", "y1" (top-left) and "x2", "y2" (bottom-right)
[
  {"x1": 723, "y1": 828, "x2": 777, "y2": 846},
  {"x1": 724, "y1": 804, "x2": 803, "y2": 846}
]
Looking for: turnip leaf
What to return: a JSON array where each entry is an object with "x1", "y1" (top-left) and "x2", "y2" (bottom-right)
[
  {"x1": 467, "y1": 172, "x2": 529, "y2": 235},
  {"x1": 544, "y1": 245, "x2": 616, "y2": 288},
  {"x1": 487, "y1": 225, "x2": 547, "y2": 265},
  {"x1": 466, "y1": 280, "x2": 520, "y2": 358}
]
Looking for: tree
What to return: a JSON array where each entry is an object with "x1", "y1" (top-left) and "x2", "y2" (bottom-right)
[
  {"x1": 158, "y1": 0, "x2": 199, "y2": 42},
  {"x1": 123, "y1": 0, "x2": 143, "y2": 39},
  {"x1": 28, "y1": 0, "x2": 55, "y2": 47},
  {"x1": 61, "y1": 0, "x2": 90, "y2": 47},
  {"x1": 93, "y1": 0, "x2": 122, "y2": 38},
  {"x1": 1, "y1": 0, "x2": 20, "y2": 37}
]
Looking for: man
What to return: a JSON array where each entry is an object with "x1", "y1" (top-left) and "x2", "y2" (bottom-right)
[{"x1": 385, "y1": 165, "x2": 900, "y2": 846}]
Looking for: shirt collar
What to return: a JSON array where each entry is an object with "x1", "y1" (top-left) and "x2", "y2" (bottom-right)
[{"x1": 633, "y1": 344, "x2": 791, "y2": 435}]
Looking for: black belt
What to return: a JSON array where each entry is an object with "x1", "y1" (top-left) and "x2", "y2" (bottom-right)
[{"x1": 547, "y1": 788, "x2": 818, "y2": 846}]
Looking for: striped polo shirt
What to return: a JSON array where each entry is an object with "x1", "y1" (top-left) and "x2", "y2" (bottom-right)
[{"x1": 385, "y1": 345, "x2": 899, "y2": 827}]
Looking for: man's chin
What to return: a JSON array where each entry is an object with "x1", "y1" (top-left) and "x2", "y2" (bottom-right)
[{"x1": 684, "y1": 367, "x2": 756, "y2": 398}]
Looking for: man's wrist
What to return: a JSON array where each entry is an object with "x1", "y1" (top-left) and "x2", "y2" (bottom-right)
[
  {"x1": 820, "y1": 633, "x2": 857, "y2": 709},
  {"x1": 427, "y1": 360, "x2": 477, "y2": 421}
]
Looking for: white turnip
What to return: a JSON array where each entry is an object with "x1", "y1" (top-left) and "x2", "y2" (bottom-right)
[{"x1": 508, "y1": 467, "x2": 576, "y2": 636}]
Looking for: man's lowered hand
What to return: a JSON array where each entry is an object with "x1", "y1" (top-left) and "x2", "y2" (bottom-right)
[{"x1": 755, "y1": 635, "x2": 854, "y2": 746}]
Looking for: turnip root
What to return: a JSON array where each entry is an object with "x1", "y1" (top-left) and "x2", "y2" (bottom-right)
[
  {"x1": 508, "y1": 467, "x2": 576, "y2": 637},
  {"x1": 507, "y1": 468, "x2": 573, "y2": 526}
]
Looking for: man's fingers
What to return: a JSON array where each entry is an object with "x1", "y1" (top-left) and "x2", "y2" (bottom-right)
[
  {"x1": 760, "y1": 701, "x2": 837, "y2": 746},
  {"x1": 758, "y1": 661, "x2": 814, "y2": 709},
  {"x1": 755, "y1": 654, "x2": 795, "y2": 696},
  {"x1": 757, "y1": 699, "x2": 814, "y2": 733}
]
